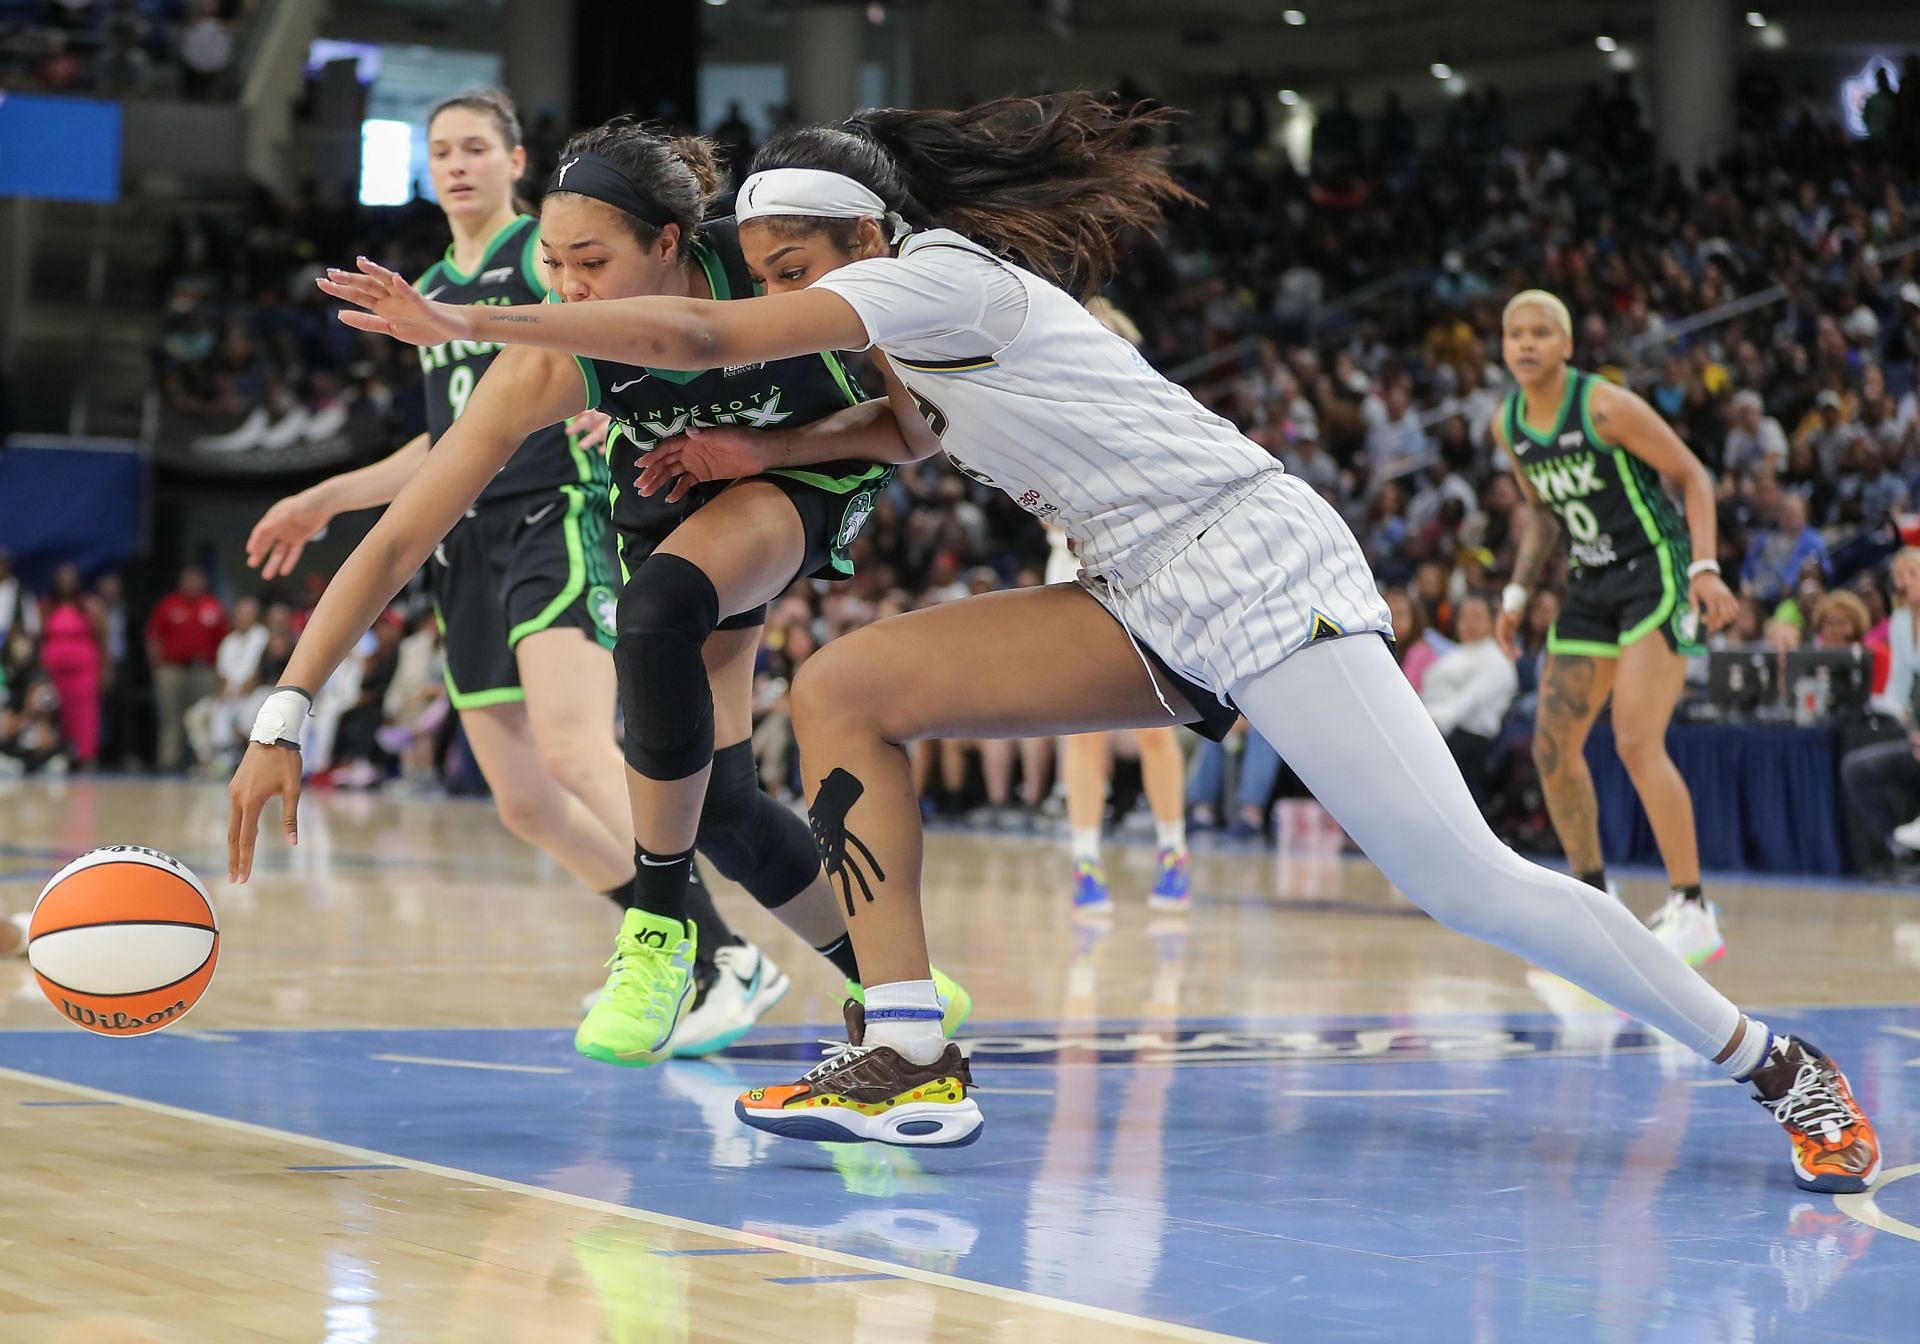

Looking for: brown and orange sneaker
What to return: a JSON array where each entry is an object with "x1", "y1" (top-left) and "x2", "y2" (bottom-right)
[
  {"x1": 1748, "y1": 1035, "x2": 1881, "y2": 1194},
  {"x1": 734, "y1": 1001, "x2": 983, "y2": 1148}
]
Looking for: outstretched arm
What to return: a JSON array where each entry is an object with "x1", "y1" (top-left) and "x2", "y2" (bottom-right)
[
  {"x1": 319, "y1": 257, "x2": 869, "y2": 370},
  {"x1": 1590, "y1": 380, "x2": 1738, "y2": 634},
  {"x1": 634, "y1": 353, "x2": 944, "y2": 501},
  {"x1": 226, "y1": 348, "x2": 585, "y2": 882}
]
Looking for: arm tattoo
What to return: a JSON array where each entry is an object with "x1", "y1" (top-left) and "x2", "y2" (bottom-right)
[
  {"x1": 490, "y1": 313, "x2": 542, "y2": 324},
  {"x1": 809, "y1": 768, "x2": 887, "y2": 917},
  {"x1": 1513, "y1": 504, "x2": 1562, "y2": 590}
]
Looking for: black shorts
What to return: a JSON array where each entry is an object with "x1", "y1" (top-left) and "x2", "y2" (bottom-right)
[
  {"x1": 428, "y1": 485, "x2": 620, "y2": 708},
  {"x1": 1550, "y1": 544, "x2": 1704, "y2": 659},
  {"x1": 615, "y1": 469, "x2": 893, "y2": 631}
]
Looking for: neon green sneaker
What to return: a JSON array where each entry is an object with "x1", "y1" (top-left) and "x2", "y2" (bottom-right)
[
  {"x1": 575, "y1": 909, "x2": 697, "y2": 1067},
  {"x1": 845, "y1": 963, "x2": 973, "y2": 1039}
]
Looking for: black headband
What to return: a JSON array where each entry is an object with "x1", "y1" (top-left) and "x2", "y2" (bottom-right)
[{"x1": 546, "y1": 153, "x2": 675, "y2": 229}]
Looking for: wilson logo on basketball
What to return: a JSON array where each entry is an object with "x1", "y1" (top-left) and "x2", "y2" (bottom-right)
[{"x1": 57, "y1": 997, "x2": 189, "y2": 1032}]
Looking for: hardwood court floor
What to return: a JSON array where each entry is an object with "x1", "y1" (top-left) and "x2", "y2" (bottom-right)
[{"x1": 1, "y1": 776, "x2": 1917, "y2": 1343}]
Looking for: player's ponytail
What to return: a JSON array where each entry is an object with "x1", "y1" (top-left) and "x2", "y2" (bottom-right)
[
  {"x1": 551, "y1": 118, "x2": 721, "y2": 258},
  {"x1": 750, "y1": 93, "x2": 1196, "y2": 296}
]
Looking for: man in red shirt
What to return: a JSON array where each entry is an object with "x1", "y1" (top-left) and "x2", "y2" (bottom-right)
[{"x1": 144, "y1": 565, "x2": 229, "y2": 771}]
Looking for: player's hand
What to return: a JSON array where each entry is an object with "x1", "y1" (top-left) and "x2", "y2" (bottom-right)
[
  {"x1": 568, "y1": 409, "x2": 614, "y2": 455},
  {"x1": 246, "y1": 491, "x2": 331, "y2": 581},
  {"x1": 317, "y1": 257, "x2": 473, "y2": 347},
  {"x1": 636, "y1": 425, "x2": 780, "y2": 503},
  {"x1": 227, "y1": 743, "x2": 302, "y2": 884},
  {"x1": 1494, "y1": 607, "x2": 1523, "y2": 661},
  {"x1": 1691, "y1": 571, "x2": 1739, "y2": 634}
]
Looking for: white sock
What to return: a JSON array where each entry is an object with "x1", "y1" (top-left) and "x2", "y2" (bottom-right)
[
  {"x1": 1723, "y1": 1016, "x2": 1774, "y2": 1081},
  {"x1": 861, "y1": 979, "x2": 945, "y2": 1065},
  {"x1": 1071, "y1": 827, "x2": 1102, "y2": 866},
  {"x1": 1156, "y1": 818, "x2": 1187, "y2": 851}
]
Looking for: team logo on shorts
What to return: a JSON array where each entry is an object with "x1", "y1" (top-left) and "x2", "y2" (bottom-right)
[
  {"x1": 1674, "y1": 605, "x2": 1700, "y2": 645},
  {"x1": 836, "y1": 489, "x2": 878, "y2": 548},
  {"x1": 588, "y1": 585, "x2": 617, "y2": 638},
  {"x1": 1308, "y1": 610, "x2": 1347, "y2": 642}
]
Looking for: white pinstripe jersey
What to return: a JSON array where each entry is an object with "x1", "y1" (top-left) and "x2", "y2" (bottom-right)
[
  {"x1": 816, "y1": 230, "x2": 1390, "y2": 691},
  {"x1": 817, "y1": 231, "x2": 1279, "y2": 585}
]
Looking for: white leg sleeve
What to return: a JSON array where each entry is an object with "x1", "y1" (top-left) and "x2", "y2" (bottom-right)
[{"x1": 1231, "y1": 635, "x2": 1740, "y2": 1059}]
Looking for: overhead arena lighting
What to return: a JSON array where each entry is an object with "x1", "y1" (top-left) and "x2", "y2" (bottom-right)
[
  {"x1": 1746, "y1": 11, "x2": 1767, "y2": 26},
  {"x1": 1277, "y1": 89, "x2": 1301, "y2": 105},
  {"x1": 1283, "y1": 9, "x2": 1307, "y2": 25},
  {"x1": 1596, "y1": 35, "x2": 1618, "y2": 53},
  {"x1": 1430, "y1": 62, "x2": 1453, "y2": 79}
]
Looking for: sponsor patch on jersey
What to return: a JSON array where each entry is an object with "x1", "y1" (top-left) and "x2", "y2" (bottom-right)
[
  {"x1": 480, "y1": 266, "x2": 515, "y2": 284},
  {"x1": 722, "y1": 361, "x2": 765, "y2": 377},
  {"x1": 588, "y1": 585, "x2": 617, "y2": 639}
]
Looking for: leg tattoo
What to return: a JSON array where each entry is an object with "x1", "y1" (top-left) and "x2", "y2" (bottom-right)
[
  {"x1": 810, "y1": 768, "x2": 887, "y2": 917},
  {"x1": 1534, "y1": 655, "x2": 1605, "y2": 872}
]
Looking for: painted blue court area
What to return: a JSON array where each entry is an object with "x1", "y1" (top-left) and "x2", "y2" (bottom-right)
[{"x1": 4, "y1": 1005, "x2": 1918, "y2": 1342}]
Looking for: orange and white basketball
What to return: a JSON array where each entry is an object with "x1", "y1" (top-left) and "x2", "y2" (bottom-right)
[{"x1": 27, "y1": 846, "x2": 219, "y2": 1037}]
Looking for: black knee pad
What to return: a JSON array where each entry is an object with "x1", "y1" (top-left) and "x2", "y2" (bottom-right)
[
  {"x1": 616, "y1": 553, "x2": 719, "y2": 780},
  {"x1": 696, "y1": 739, "x2": 820, "y2": 908}
]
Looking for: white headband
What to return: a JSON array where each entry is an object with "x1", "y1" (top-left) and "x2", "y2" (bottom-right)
[{"x1": 735, "y1": 167, "x2": 911, "y2": 243}]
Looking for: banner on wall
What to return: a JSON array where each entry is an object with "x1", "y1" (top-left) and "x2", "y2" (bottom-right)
[{"x1": 0, "y1": 437, "x2": 142, "y2": 586}]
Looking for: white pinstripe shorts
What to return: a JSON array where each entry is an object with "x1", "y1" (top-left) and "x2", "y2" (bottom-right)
[{"x1": 1088, "y1": 470, "x2": 1392, "y2": 697}]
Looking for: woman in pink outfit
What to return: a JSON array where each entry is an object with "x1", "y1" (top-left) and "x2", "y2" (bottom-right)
[{"x1": 37, "y1": 564, "x2": 103, "y2": 766}]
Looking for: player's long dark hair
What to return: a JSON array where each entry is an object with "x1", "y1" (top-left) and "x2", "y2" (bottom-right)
[
  {"x1": 551, "y1": 117, "x2": 722, "y2": 260},
  {"x1": 749, "y1": 93, "x2": 1195, "y2": 296}
]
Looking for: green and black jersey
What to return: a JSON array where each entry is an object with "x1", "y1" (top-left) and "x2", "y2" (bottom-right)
[
  {"x1": 574, "y1": 218, "x2": 888, "y2": 562},
  {"x1": 1504, "y1": 368, "x2": 1702, "y2": 656},
  {"x1": 1501, "y1": 368, "x2": 1688, "y2": 573},
  {"x1": 416, "y1": 215, "x2": 606, "y2": 504}
]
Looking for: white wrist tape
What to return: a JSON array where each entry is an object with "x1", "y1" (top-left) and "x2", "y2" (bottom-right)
[
  {"x1": 248, "y1": 687, "x2": 312, "y2": 749},
  {"x1": 1687, "y1": 559, "x2": 1721, "y2": 579},
  {"x1": 1501, "y1": 584, "x2": 1529, "y2": 617}
]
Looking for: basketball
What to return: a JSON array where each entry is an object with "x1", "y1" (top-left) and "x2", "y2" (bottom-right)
[{"x1": 27, "y1": 846, "x2": 220, "y2": 1037}]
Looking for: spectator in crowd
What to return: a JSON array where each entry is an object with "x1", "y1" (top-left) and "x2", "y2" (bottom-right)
[
  {"x1": 1387, "y1": 586, "x2": 1440, "y2": 693},
  {"x1": 1186, "y1": 719, "x2": 1284, "y2": 840},
  {"x1": 92, "y1": 571, "x2": 130, "y2": 765},
  {"x1": 35, "y1": 563, "x2": 102, "y2": 769},
  {"x1": 0, "y1": 674, "x2": 68, "y2": 777},
  {"x1": 144, "y1": 564, "x2": 228, "y2": 772},
  {"x1": 1724, "y1": 390, "x2": 1788, "y2": 477},
  {"x1": 178, "y1": 0, "x2": 234, "y2": 100},
  {"x1": 1743, "y1": 491, "x2": 1827, "y2": 608},
  {"x1": 374, "y1": 611, "x2": 448, "y2": 789},
  {"x1": 184, "y1": 595, "x2": 266, "y2": 773},
  {"x1": 0, "y1": 550, "x2": 37, "y2": 647},
  {"x1": 1419, "y1": 594, "x2": 1518, "y2": 811}
]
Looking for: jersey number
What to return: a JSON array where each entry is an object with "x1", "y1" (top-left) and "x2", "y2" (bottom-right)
[
  {"x1": 448, "y1": 366, "x2": 475, "y2": 421},
  {"x1": 906, "y1": 387, "x2": 948, "y2": 438},
  {"x1": 1563, "y1": 500, "x2": 1600, "y2": 543}
]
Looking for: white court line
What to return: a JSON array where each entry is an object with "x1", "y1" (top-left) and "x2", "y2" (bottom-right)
[
  {"x1": 1285, "y1": 1088, "x2": 1506, "y2": 1098},
  {"x1": 0, "y1": 1063, "x2": 1257, "y2": 1344},
  {"x1": 1687, "y1": 1079, "x2": 1739, "y2": 1088},
  {"x1": 1836, "y1": 1163, "x2": 1920, "y2": 1244},
  {"x1": 370, "y1": 1053, "x2": 573, "y2": 1075}
]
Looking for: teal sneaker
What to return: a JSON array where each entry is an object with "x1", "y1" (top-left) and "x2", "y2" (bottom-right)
[
  {"x1": 845, "y1": 963, "x2": 973, "y2": 1039},
  {"x1": 575, "y1": 909, "x2": 697, "y2": 1067}
]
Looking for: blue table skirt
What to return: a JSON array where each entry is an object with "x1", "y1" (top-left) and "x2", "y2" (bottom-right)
[{"x1": 1585, "y1": 720, "x2": 1845, "y2": 877}]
